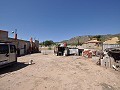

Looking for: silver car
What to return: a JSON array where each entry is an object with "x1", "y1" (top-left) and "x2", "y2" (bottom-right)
[{"x1": 0, "y1": 43, "x2": 17, "y2": 68}]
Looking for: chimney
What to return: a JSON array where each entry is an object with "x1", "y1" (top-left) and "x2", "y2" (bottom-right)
[{"x1": 15, "y1": 33, "x2": 17, "y2": 40}]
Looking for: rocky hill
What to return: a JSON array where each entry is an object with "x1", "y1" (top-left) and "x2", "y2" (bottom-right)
[{"x1": 61, "y1": 33, "x2": 120, "y2": 45}]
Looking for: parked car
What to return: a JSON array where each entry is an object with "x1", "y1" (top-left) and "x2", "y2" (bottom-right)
[{"x1": 0, "y1": 42, "x2": 17, "y2": 68}]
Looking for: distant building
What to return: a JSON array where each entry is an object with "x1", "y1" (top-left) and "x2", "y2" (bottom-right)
[{"x1": 82, "y1": 38, "x2": 102, "y2": 50}]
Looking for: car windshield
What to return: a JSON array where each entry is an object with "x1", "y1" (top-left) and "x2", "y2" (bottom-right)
[{"x1": 0, "y1": 44, "x2": 9, "y2": 54}]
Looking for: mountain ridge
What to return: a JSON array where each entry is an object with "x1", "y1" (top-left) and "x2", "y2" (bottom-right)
[{"x1": 61, "y1": 33, "x2": 120, "y2": 45}]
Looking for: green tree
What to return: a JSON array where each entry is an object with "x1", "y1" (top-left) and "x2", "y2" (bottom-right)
[
  {"x1": 43, "y1": 40, "x2": 55, "y2": 46},
  {"x1": 93, "y1": 35, "x2": 102, "y2": 41}
]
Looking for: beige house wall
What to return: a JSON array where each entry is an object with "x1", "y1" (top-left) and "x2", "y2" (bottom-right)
[{"x1": 8, "y1": 38, "x2": 30, "y2": 55}]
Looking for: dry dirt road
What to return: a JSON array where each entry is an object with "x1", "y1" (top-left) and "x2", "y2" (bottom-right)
[{"x1": 0, "y1": 50, "x2": 120, "y2": 90}]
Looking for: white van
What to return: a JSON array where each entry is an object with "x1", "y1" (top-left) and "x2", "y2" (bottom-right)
[{"x1": 0, "y1": 43, "x2": 17, "y2": 68}]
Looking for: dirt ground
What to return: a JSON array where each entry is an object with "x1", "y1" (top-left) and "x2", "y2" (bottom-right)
[{"x1": 0, "y1": 50, "x2": 120, "y2": 90}]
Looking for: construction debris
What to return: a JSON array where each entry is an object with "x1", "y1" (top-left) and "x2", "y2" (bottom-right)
[
  {"x1": 99, "y1": 47, "x2": 120, "y2": 70},
  {"x1": 28, "y1": 60, "x2": 34, "y2": 65},
  {"x1": 54, "y1": 43, "x2": 83, "y2": 56}
]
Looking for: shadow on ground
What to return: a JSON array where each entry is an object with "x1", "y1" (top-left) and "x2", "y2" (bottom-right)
[{"x1": 0, "y1": 62, "x2": 29, "y2": 75}]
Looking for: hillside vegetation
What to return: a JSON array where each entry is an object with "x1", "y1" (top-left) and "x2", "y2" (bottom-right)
[{"x1": 61, "y1": 33, "x2": 120, "y2": 45}]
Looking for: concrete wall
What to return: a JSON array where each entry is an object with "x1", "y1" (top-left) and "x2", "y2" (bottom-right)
[{"x1": 103, "y1": 44, "x2": 120, "y2": 51}]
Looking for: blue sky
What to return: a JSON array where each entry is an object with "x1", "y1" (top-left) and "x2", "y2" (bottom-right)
[{"x1": 0, "y1": 0, "x2": 120, "y2": 42}]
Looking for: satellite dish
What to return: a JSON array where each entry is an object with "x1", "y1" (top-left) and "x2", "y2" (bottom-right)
[{"x1": 12, "y1": 31, "x2": 14, "y2": 33}]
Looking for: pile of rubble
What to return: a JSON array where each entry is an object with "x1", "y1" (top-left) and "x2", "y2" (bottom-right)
[
  {"x1": 82, "y1": 47, "x2": 120, "y2": 71},
  {"x1": 98, "y1": 47, "x2": 120, "y2": 71}
]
